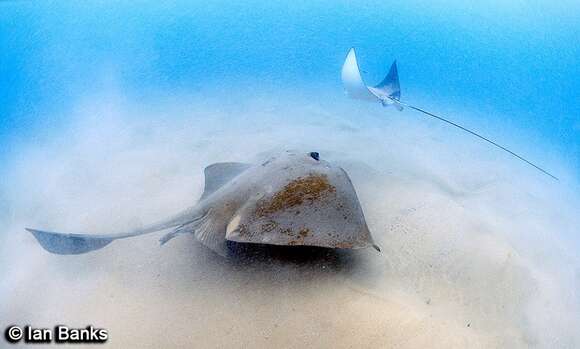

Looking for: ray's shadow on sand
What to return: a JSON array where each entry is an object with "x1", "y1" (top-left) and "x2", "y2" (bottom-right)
[{"x1": 221, "y1": 241, "x2": 368, "y2": 277}]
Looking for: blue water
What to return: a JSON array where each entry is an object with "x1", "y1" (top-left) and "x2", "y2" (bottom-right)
[{"x1": 1, "y1": 0, "x2": 578, "y2": 178}]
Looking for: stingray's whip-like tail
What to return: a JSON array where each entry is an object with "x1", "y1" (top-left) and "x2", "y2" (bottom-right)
[
  {"x1": 341, "y1": 48, "x2": 558, "y2": 181},
  {"x1": 25, "y1": 208, "x2": 204, "y2": 255}
]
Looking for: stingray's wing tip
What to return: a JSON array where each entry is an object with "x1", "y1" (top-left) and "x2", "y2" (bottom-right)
[{"x1": 341, "y1": 48, "x2": 377, "y2": 102}]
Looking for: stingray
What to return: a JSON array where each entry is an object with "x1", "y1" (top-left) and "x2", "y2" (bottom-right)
[
  {"x1": 341, "y1": 48, "x2": 558, "y2": 180},
  {"x1": 26, "y1": 151, "x2": 380, "y2": 256}
]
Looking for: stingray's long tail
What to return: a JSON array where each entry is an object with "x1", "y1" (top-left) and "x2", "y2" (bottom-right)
[
  {"x1": 25, "y1": 207, "x2": 203, "y2": 255},
  {"x1": 395, "y1": 100, "x2": 559, "y2": 181}
]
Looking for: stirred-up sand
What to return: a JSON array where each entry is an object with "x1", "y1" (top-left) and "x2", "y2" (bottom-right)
[{"x1": 1, "y1": 85, "x2": 579, "y2": 348}]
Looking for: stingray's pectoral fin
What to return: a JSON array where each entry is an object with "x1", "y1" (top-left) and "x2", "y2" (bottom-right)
[
  {"x1": 374, "y1": 60, "x2": 401, "y2": 102},
  {"x1": 25, "y1": 228, "x2": 115, "y2": 255},
  {"x1": 341, "y1": 48, "x2": 378, "y2": 102}
]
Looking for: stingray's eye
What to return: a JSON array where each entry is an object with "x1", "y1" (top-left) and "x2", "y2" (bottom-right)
[{"x1": 309, "y1": 152, "x2": 320, "y2": 161}]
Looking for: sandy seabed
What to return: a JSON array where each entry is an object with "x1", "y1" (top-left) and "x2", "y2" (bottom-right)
[{"x1": 1, "y1": 85, "x2": 579, "y2": 348}]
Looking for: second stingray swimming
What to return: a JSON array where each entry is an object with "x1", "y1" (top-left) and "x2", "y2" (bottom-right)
[{"x1": 26, "y1": 151, "x2": 380, "y2": 257}]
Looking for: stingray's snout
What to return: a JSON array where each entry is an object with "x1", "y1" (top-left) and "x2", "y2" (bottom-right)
[{"x1": 309, "y1": 152, "x2": 320, "y2": 161}]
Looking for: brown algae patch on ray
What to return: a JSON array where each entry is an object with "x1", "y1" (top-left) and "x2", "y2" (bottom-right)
[
  {"x1": 256, "y1": 174, "x2": 336, "y2": 217},
  {"x1": 260, "y1": 221, "x2": 279, "y2": 232},
  {"x1": 287, "y1": 228, "x2": 310, "y2": 245}
]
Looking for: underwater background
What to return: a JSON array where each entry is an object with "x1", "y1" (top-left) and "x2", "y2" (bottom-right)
[{"x1": 1, "y1": 1, "x2": 579, "y2": 348}]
